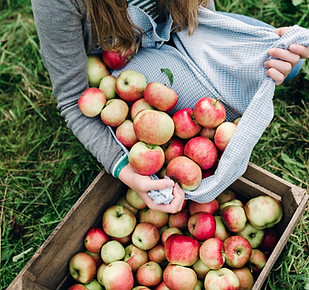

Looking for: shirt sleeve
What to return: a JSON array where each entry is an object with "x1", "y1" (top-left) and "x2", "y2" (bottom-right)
[{"x1": 31, "y1": 0, "x2": 128, "y2": 176}]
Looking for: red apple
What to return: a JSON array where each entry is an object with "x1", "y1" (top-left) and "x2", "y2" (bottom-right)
[
  {"x1": 136, "y1": 261, "x2": 163, "y2": 287},
  {"x1": 214, "y1": 121, "x2": 237, "y2": 151},
  {"x1": 87, "y1": 55, "x2": 110, "y2": 87},
  {"x1": 124, "y1": 243, "x2": 148, "y2": 272},
  {"x1": 248, "y1": 249, "x2": 267, "y2": 272},
  {"x1": 188, "y1": 212, "x2": 216, "y2": 241},
  {"x1": 126, "y1": 188, "x2": 147, "y2": 210},
  {"x1": 102, "y1": 49, "x2": 133, "y2": 70},
  {"x1": 99, "y1": 75, "x2": 117, "y2": 100},
  {"x1": 200, "y1": 127, "x2": 216, "y2": 140},
  {"x1": 220, "y1": 205, "x2": 247, "y2": 233},
  {"x1": 100, "y1": 98, "x2": 129, "y2": 127},
  {"x1": 168, "y1": 208, "x2": 190, "y2": 230},
  {"x1": 155, "y1": 281, "x2": 170, "y2": 290},
  {"x1": 194, "y1": 97, "x2": 226, "y2": 128},
  {"x1": 204, "y1": 268, "x2": 240, "y2": 290},
  {"x1": 139, "y1": 208, "x2": 169, "y2": 229},
  {"x1": 115, "y1": 119, "x2": 139, "y2": 148},
  {"x1": 199, "y1": 237, "x2": 225, "y2": 269},
  {"x1": 132, "y1": 222, "x2": 160, "y2": 250},
  {"x1": 259, "y1": 228, "x2": 279, "y2": 253},
  {"x1": 163, "y1": 137, "x2": 186, "y2": 163},
  {"x1": 68, "y1": 284, "x2": 88, "y2": 290},
  {"x1": 232, "y1": 267, "x2": 254, "y2": 290},
  {"x1": 78, "y1": 88, "x2": 106, "y2": 117},
  {"x1": 85, "y1": 250, "x2": 104, "y2": 268},
  {"x1": 130, "y1": 98, "x2": 153, "y2": 120},
  {"x1": 189, "y1": 199, "x2": 219, "y2": 215},
  {"x1": 172, "y1": 107, "x2": 201, "y2": 139},
  {"x1": 148, "y1": 243, "x2": 167, "y2": 266},
  {"x1": 84, "y1": 227, "x2": 109, "y2": 253}
]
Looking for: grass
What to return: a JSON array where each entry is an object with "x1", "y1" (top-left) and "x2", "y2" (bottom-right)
[{"x1": 0, "y1": 0, "x2": 308, "y2": 289}]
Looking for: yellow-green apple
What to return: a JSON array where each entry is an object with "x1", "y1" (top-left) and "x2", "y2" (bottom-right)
[
  {"x1": 132, "y1": 222, "x2": 160, "y2": 250},
  {"x1": 100, "y1": 240, "x2": 125, "y2": 264},
  {"x1": 83, "y1": 278, "x2": 104, "y2": 290},
  {"x1": 216, "y1": 189, "x2": 237, "y2": 205},
  {"x1": 199, "y1": 237, "x2": 225, "y2": 269},
  {"x1": 168, "y1": 208, "x2": 190, "y2": 230},
  {"x1": 214, "y1": 122, "x2": 237, "y2": 151},
  {"x1": 68, "y1": 284, "x2": 88, "y2": 290},
  {"x1": 132, "y1": 287, "x2": 151, "y2": 290},
  {"x1": 163, "y1": 264, "x2": 198, "y2": 290},
  {"x1": 172, "y1": 108, "x2": 201, "y2": 139},
  {"x1": 101, "y1": 261, "x2": 134, "y2": 290},
  {"x1": 102, "y1": 49, "x2": 133, "y2": 70},
  {"x1": 224, "y1": 235, "x2": 252, "y2": 268},
  {"x1": 115, "y1": 69, "x2": 147, "y2": 102},
  {"x1": 163, "y1": 137, "x2": 186, "y2": 163},
  {"x1": 233, "y1": 117, "x2": 241, "y2": 125},
  {"x1": 84, "y1": 227, "x2": 109, "y2": 254},
  {"x1": 248, "y1": 249, "x2": 267, "y2": 272},
  {"x1": 220, "y1": 205, "x2": 247, "y2": 233},
  {"x1": 200, "y1": 127, "x2": 216, "y2": 140},
  {"x1": 213, "y1": 216, "x2": 229, "y2": 241},
  {"x1": 192, "y1": 258, "x2": 211, "y2": 280},
  {"x1": 194, "y1": 280, "x2": 204, "y2": 290},
  {"x1": 155, "y1": 281, "x2": 170, "y2": 290},
  {"x1": 115, "y1": 119, "x2": 138, "y2": 148},
  {"x1": 126, "y1": 188, "x2": 147, "y2": 210},
  {"x1": 128, "y1": 141, "x2": 165, "y2": 175},
  {"x1": 219, "y1": 199, "x2": 244, "y2": 212},
  {"x1": 189, "y1": 199, "x2": 219, "y2": 215},
  {"x1": 188, "y1": 212, "x2": 216, "y2": 241},
  {"x1": 144, "y1": 81, "x2": 178, "y2": 111},
  {"x1": 244, "y1": 195, "x2": 283, "y2": 229},
  {"x1": 136, "y1": 261, "x2": 163, "y2": 287},
  {"x1": 204, "y1": 268, "x2": 240, "y2": 290},
  {"x1": 148, "y1": 243, "x2": 167, "y2": 266},
  {"x1": 100, "y1": 98, "x2": 129, "y2": 127},
  {"x1": 259, "y1": 228, "x2": 279, "y2": 254},
  {"x1": 124, "y1": 244, "x2": 148, "y2": 272},
  {"x1": 78, "y1": 88, "x2": 106, "y2": 117},
  {"x1": 238, "y1": 222, "x2": 264, "y2": 248},
  {"x1": 133, "y1": 109, "x2": 175, "y2": 145},
  {"x1": 85, "y1": 250, "x2": 104, "y2": 268},
  {"x1": 87, "y1": 55, "x2": 110, "y2": 87},
  {"x1": 116, "y1": 195, "x2": 139, "y2": 215},
  {"x1": 99, "y1": 75, "x2": 117, "y2": 100},
  {"x1": 194, "y1": 97, "x2": 226, "y2": 128},
  {"x1": 165, "y1": 156, "x2": 202, "y2": 191},
  {"x1": 139, "y1": 208, "x2": 169, "y2": 229},
  {"x1": 102, "y1": 205, "x2": 136, "y2": 238},
  {"x1": 130, "y1": 98, "x2": 153, "y2": 120},
  {"x1": 161, "y1": 227, "x2": 182, "y2": 244},
  {"x1": 232, "y1": 267, "x2": 254, "y2": 290},
  {"x1": 184, "y1": 136, "x2": 218, "y2": 170},
  {"x1": 69, "y1": 252, "x2": 97, "y2": 284},
  {"x1": 96, "y1": 263, "x2": 107, "y2": 287},
  {"x1": 164, "y1": 234, "x2": 200, "y2": 266}
]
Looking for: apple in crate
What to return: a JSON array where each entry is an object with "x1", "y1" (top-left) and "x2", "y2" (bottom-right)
[
  {"x1": 101, "y1": 240, "x2": 125, "y2": 264},
  {"x1": 126, "y1": 188, "x2": 147, "y2": 210},
  {"x1": 200, "y1": 127, "x2": 216, "y2": 140},
  {"x1": 204, "y1": 268, "x2": 240, "y2": 290},
  {"x1": 166, "y1": 156, "x2": 202, "y2": 191},
  {"x1": 133, "y1": 109, "x2": 175, "y2": 145},
  {"x1": 144, "y1": 81, "x2": 178, "y2": 111},
  {"x1": 78, "y1": 88, "x2": 106, "y2": 117},
  {"x1": 161, "y1": 227, "x2": 182, "y2": 244},
  {"x1": 83, "y1": 279, "x2": 103, "y2": 290},
  {"x1": 139, "y1": 208, "x2": 169, "y2": 228},
  {"x1": 189, "y1": 199, "x2": 219, "y2": 215},
  {"x1": 172, "y1": 107, "x2": 201, "y2": 139},
  {"x1": 100, "y1": 98, "x2": 129, "y2": 127},
  {"x1": 69, "y1": 252, "x2": 97, "y2": 284},
  {"x1": 219, "y1": 199, "x2": 244, "y2": 212},
  {"x1": 124, "y1": 244, "x2": 148, "y2": 272},
  {"x1": 168, "y1": 208, "x2": 190, "y2": 230},
  {"x1": 238, "y1": 222, "x2": 265, "y2": 248},
  {"x1": 136, "y1": 261, "x2": 163, "y2": 287},
  {"x1": 213, "y1": 216, "x2": 229, "y2": 241},
  {"x1": 99, "y1": 75, "x2": 117, "y2": 100},
  {"x1": 132, "y1": 222, "x2": 160, "y2": 250},
  {"x1": 214, "y1": 121, "x2": 237, "y2": 151},
  {"x1": 102, "y1": 49, "x2": 133, "y2": 70},
  {"x1": 232, "y1": 267, "x2": 254, "y2": 290},
  {"x1": 87, "y1": 55, "x2": 110, "y2": 87},
  {"x1": 116, "y1": 195, "x2": 139, "y2": 215},
  {"x1": 194, "y1": 97, "x2": 226, "y2": 128},
  {"x1": 163, "y1": 137, "x2": 186, "y2": 163},
  {"x1": 220, "y1": 204, "x2": 247, "y2": 233},
  {"x1": 199, "y1": 237, "x2": 225, "y2": 270},
  {"x1": 259, "y1": 228, "x2": 279, "y2": 253},
  {"x1": 248, "y1": 249, "x2": 267, "y2": 272},
  {"x1": 84, "y1": 227, "x2": 109, "y2": 253},
  {"x1": 115, "y1": 69, "x2": 147, "y2": 102},
  {"x1": 188, "y1": 212, "x2": 216, "y2": 241},
  {"x1": 102, "y1": 205, "x2": 136, "y2": 238},
  {"x1": 115, "y1": 119, "x2": 138, "y2": 148},
  {"x1": 216, "y1": 189, "x2": 237, "y2": 205},
  {"x1": 148, "y1": 243, "x2": 167, "y2": 266},
  {"x1": 129, "y1": 141, "x2": 165, "y2": 175},
  {"x1": 192, "y1": 259, "x2": 211, "y2": 280},
  {"x1": 68, "y1": 284, "x2": 88, "y2": 290},
  {"x1": 130, "y1": 98, "x2": 153, "y2": 120},
  {"x1": 245, "y1": 195, "x2": 283, "y2": 229}
]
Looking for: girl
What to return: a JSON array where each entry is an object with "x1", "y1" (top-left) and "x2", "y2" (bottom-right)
[{"x1": 31, "y1": 0, "x2": 309, "y2": 213}]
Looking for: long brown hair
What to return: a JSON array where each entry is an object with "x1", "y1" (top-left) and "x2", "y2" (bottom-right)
[{"x1": 85, "y1": 0, "x2": 208, "y2": 55}]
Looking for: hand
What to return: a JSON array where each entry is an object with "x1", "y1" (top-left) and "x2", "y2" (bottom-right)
[
  {"x1": 118, "y1": 164, "x2": 185, "y2": 213},
  {"x1": 264, "y1": 27, "x2": 309, "y2": 86}
]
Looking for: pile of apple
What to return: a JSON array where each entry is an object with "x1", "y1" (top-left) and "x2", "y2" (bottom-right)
[
  {"x1": 68, "y1": 187, "x2": 283, "y2": 290},
  {"x1": 78, "y1": 54, "x2": 241, "y2": 190}
]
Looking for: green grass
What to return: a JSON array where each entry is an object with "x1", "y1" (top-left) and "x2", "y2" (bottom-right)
[{"x1": 0, "y1": 0, "x2": 308, "y2": 289}]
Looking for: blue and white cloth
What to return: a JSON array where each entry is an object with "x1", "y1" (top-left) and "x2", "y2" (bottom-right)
[{"x1": 110, "y1": 5, "x2": 309, "y2": 204}]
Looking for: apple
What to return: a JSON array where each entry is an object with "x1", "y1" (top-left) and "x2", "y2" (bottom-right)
[
  {"x1": 100, "y1": 98, "x2": 129, "y2": 127},
  {"x1": 214, "y1": 122, "x2": 237, "y2": 151},
  {"x1": 165, "y1": 156, "x2": 202, "y2": 191},
  {"x1": 213, "y1": 216, "x2": 229, "y2": 241},
  {"x1": 144, "y1": 81, "x2": 178, "y2": 111},
  {"x1": 69, "y1": 252, "x2": 97, "y2": 284},
  {"x1": 192, "y1": 258, "x2": 210, "y2": 280},
  {"x1": 85, "y1": 250, "x2": 104, "y2": 268},
  {"x1": 233, "y1": 117, "x2": 241, "y2": 125},
  {"x1": 124, "y1": 243, "x2": 148, "y2": 272},
  {"x1": 136, "y1": 261, "x2": 163, "y2": 287},
  {"x1": 102, "y1": 49, "x2": 133, "y2": 70},
  {"x1": 189, "y1": 199, "x2": 219, "y2": 215},
  {"x1": 163, "y1": 264, "x2": 198, "y2": 290},
  {"x1": 219, "y1": 199, "x2": 244, "y2": 212},
  {"x1": 102, "y1": 261, "x2": 134, "y2": 290},
  {"x1": 148, "y1": 243, "x2": 167, "y2": 266},
  {"x1": 204, "y1": 268, "x2": 240, "y2": 290},
  {"x1": 155, "y1": 281, "x2": 170, "y2": 290},
  {"x1": 194, "y1": 280, "x2": 204, "y2": 290},
  {"x1": 126, "y1": 188, "x2": 147, "y2": 210},
  {"x1": 102, "y1": 205, "x2": 136, "y2": 238},
  {"x1": 115, "y1": 69, "x2": 147, "y2": 102},
  {"x1": 202, "y1": 166, "x2": 216, "y2": 178},
  {"x1": 216, "y1": 189, "x2": 237, "y2": 205},
  {"x1": 115, "y1": 119, "x2": 139, "y2": 148},
  {"x1": 83, "y1": 278, "x2": 104, "y2": 290},
  {"x1": 130, "y1": 98, "x2": 153, "y2": 120},
  {"x1": 245, "y1": 195, "x2": 283, "y2": 229},
  {"x1": 100, "y1": 240, "x2": 125, "y2": 264},
  {"x1": 132, "y1": 287, "x2": 151, "y2": 290},
  {"x1": 200, "y1": 127, "x2": 216, "y2": 140},
  {"x1": 132, "y1": 222, "x2": 160, "y2": 250},
  {"x1": 172, "y1": 108, "x2": 201, "y2": 139},
  {"x1": 133, "y1": 109, "x2": 175, "y2": 145},
  {"x1": 248, "y1": 249, "x2": 267, "y2": 272},
  {"x1": 232, "y1": 267, "x2": 254, "y2": 290},
  {"x1": 139, "y1": 208, "x2": 169, "y2": 229},
  {"x1": 220, "y1": 205, "x2": 247, "y2": 233},
  {"x1": 238, "y1": 222, "x2": 265, "y2": 248},
  {"x1": 163, "y1": 137, "x2": 186, "y2": 163},
  {"x1": 259, "y1": 228, "x2": 279, "y2": 253},
  {"x1": 199, "y1": 237, "x2": 225, "y2": 270},
  {"x1": 161, "y1": 227, "x2": 182, "y2": 244},
  {"x1": 168, "y1": 208, "x2": 190, "y2": 230},
  {"x1": 224, "y1": 235, "x2": 252, "y2": 268},
  {"x1": 188, "y1": 212, "x2": 216, "y2": 241},
  {"x1": 128, "y1": 141, "x2": 165, "y2": 175},
  {"x1": 99, "y1": 75, "x2": 117, "y2": 100},
  {"x1": 116, "y1": 195, "x2": 139, "y2": 215},
  {"x1": 96, "y1": 263, "x2": 107, "y2": 287},
  {"x1": 84, "y1": 227, "x2": 109, "y2": 254},
  {"x1": 164, "y1": 234, "x2": 200, "y2": 266},
  {"x1": 78, "y1": 88, "x2": 106, "y2": 117},
  {"x1": 111, "y1": 234, "x2": 131, "y2": 246},
  {"x1": 68, "y1": 284, "x2": 88, "y2": 290},
  {"x1": 87, "y1": 55, "x2": 110, "y2": 87}
]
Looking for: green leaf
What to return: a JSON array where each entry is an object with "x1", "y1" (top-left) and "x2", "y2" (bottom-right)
[
  {"x1": 292, "y1": 0, "x2": 304, "y2": 6},
  {"x1": 160, "y1": 68, "x2": 174, "y2": 86}
]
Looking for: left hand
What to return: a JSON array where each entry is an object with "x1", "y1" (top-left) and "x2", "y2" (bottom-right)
[{"x1": 264, "y1": 27, "x2": 309, "y2": 86}]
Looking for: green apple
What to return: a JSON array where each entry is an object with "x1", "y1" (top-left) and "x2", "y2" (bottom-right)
[{"x1": 238, "y1": 222, "x2": 264, "y2": 248}]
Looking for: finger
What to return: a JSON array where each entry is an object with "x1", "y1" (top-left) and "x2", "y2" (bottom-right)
[
  {"x1": 289, "y1": 44, "x2": 309, "y2": 59},
  {"x1": 148, "y1": 178, "x2": 175, "y2": 191},
  {"x1": 273, "y1": 27, "x2": 290, "y2": 37},
  {"x1": 264, "y1": 59, "x2": 293, "y2": 76},
  {"x1": 265, "y1": 67, "x2": 285, "y2": 86},
  {"x1": 268, "y1": 48, "x2": 300, "y2": 67}
]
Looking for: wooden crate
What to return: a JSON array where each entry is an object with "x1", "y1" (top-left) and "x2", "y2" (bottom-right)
[{"x1": 8, "y1": 163, "x2": 308, "y2": 290}]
